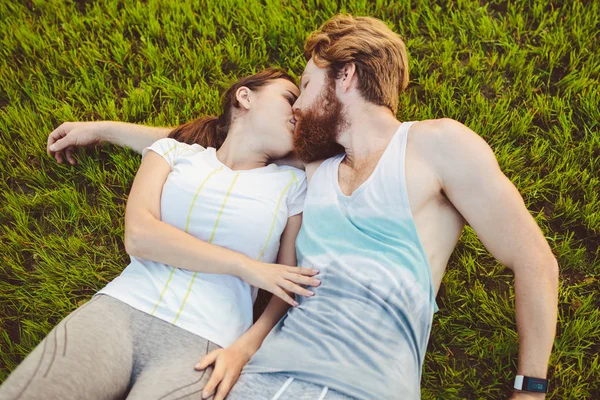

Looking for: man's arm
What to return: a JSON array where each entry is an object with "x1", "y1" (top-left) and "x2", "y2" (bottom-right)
[
  {"x1": 429, "y1": 119, "x2": 559, "y2": 398},
  {"x1": 194, "y1": 214, "x2": 305, "y2": 400},
  {"x1": 47, "y1": 121, "x2": 171, "y2": 164},
  {"x1": 228, "y1": 214, "x2": 302, "y2": 355}
]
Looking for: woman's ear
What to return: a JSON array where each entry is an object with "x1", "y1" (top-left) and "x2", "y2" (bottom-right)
[{"x1": 235, "y1": 86, "x2": 252, "y2": 110}]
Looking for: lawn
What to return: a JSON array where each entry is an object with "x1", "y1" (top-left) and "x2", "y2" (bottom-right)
[{"x1": 1, "y1": 0, "x2": 598, "y2": 398}]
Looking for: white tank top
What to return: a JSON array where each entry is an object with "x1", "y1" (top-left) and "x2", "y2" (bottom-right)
[{"x1": 244, "y1": 121, "x2": 437, "y2": 399}]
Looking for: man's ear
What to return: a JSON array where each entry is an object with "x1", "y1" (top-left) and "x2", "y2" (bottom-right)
[
  {"x1": 236, "y1": 86, "x2": 252, "y2": 110},
  {"x1": 340, "y1": 63, "x2": 357, "y2": 92}
]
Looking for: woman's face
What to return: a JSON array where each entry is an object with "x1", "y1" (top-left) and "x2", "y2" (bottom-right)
[{"x1": 248, "y1": 79, "x2": 300, "y2": 159}]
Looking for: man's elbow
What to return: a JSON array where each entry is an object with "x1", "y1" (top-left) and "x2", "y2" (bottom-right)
[
  {"x1": 522, "y1": 255, "x2": 559, "y2": 288},
  {"x1": 513, "y1": 253, "x2": 559, "y2": 283}
]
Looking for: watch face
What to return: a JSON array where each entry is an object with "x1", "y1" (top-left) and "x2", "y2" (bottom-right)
[{"x1": 525, "y1": 377, "x2": 548, "y2": 393}]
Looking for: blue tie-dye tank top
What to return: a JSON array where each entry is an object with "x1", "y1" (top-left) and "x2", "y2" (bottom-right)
[{"x1": 242, "y1": 121, "x2": 438, "y2": 399}]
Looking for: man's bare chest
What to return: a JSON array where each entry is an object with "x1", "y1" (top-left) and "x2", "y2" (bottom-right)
[{"x1": 337, "y1": 165, "x2": 376, "y2": 197}]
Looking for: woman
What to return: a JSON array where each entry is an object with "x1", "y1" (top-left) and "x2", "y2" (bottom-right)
[{"x1": 0, "y1": 68, "x2": 320, "y2": 400}]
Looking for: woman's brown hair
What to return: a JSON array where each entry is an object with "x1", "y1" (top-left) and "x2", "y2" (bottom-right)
[{"x1": 169, "y1": 68, "x2": 296, "y2": 148}]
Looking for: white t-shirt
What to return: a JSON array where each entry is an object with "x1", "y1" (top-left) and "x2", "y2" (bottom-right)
[{"x1": 98, "y1": 138, "x2": 307, "y2": 347}]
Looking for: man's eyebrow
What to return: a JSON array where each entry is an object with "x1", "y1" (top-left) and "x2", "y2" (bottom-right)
[{"x1": 299, "y1": 73, "x2": 306, "y2": 86}]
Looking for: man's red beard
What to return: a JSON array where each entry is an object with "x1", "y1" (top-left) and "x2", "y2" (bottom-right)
[{"x1": 293, "y1": 79, "x2": 346, "y2": 163}]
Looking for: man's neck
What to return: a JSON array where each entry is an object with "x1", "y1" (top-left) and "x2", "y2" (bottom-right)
[{"x1": 337, "y1": 104, "x2": 402, "y2": 168}]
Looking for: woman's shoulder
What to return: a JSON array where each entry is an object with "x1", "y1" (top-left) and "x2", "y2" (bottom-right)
[
  {"x1": 143, "y1": 138, "x2": 208, "y2": 166},
  {"x1": 165, "y1": 138, "x2": 210, "y2": 158},
  {"x1": 158, "y1": 138, "x2": 206, "y2": 151}
]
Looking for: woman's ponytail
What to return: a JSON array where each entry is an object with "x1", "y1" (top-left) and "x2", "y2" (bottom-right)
[{"x1": 168, "y1": 115, "x2": 228, "y2": 149}]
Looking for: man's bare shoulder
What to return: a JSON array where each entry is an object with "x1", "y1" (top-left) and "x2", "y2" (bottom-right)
[
  {"x1": 410, "y1": 118, "x2": 483, "y2": 143},
  {"x1": 409, "y1": 118, "x2": 494, "y2": 160},
  {"x1": 409, "y1": 118, "x2": 502, "y2": 194}
]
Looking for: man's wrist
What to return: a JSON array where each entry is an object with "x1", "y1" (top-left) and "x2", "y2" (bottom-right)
[
  {"x1": 511, "y1": 391, "x2": 546, "y2": 399},
  {"x1": 517, "y1": 363, "x2": 548, "y2": 379},
  {"x1": 230, "y1": 335, "x2": 260, "y2": 359}
]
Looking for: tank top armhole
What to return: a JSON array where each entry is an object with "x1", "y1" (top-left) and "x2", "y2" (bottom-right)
[{"x1": 398, "y1": 121, "x2": 438, "y2": 314}]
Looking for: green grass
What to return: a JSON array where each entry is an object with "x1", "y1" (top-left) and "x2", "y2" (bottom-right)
[{"x1": 1, "y1": 0, "x2": 598, "y2": 398}]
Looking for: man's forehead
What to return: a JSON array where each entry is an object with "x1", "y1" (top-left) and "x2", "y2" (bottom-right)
[
  {"x1": 299, "y1": 71, "x2": 308, "y2": 85},
  {"x1": 299, "y1": 59, "x2": 317, "y2": 84}
]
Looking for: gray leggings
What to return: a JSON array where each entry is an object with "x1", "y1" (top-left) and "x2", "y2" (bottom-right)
[{"x1": 0, "y1": 294, "x2": 221, "y2": 400}]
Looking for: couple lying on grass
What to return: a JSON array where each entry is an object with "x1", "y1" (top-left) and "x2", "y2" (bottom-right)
[{"x1": 1, "y1": 14, "x2": 558, "y2": 400}]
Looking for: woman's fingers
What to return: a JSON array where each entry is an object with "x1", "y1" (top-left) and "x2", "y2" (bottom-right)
[
  {"x1": 273, "y1": 287, "x2": 299, "y2": 307},
  {"x1": 50, "y1": 134, "x2": 77, "y2": 153},
  {"x1": 285, "y1": 272, "x2": 321, "y2": 287},
  {"x1": 286, "y1": 266, "x2": 319, "y2": 276},
  {"x1": 65, "y1": 147, "x2": 77, "y2": 165},
  {"x1": 54, "y1": 151, "x2": 64, "y2": 164},
  {"x1": 255, "y1": 263, "x2": 319, "y2": 304},
  {"x1": 279, "y1": 279, "x2": 314, "y2": 298},
  {"x1": 47, "y1": 124, "x2": 67, "y2": 156}
]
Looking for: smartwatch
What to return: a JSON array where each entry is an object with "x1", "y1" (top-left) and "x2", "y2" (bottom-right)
[{"x1": 514, "y1": 375, "x2": 548, "y2": 393}]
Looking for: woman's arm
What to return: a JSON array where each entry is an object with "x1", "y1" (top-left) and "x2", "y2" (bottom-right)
[
  {"x1": 47, "y1": 121, "x2": 171, "y2": 164},
  {"x1": 195, "y1": 214, "x2": 313, "y2": 400},
  {"x1": 125, "y1": 150, "x2": 319, "y2": 305},
  {"x1": 102, "y1": 122, "x2": 171, "y2": 152}
]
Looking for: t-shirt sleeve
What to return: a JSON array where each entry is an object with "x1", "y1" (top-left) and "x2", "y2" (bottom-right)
[
  {"x1": 141, "y1": 138, "x2": 185, "y2": 169},
  {"x1": 287, "y1": 171, "x2": 307, "y2": 217}
]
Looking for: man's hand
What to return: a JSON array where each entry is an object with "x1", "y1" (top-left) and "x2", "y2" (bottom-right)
[
  {"x1": 47, "y1": 121, "x2": 107, "y2": 165},
  {"x1": 195, "y1": 342, "x2": 253, "y2": 400}
]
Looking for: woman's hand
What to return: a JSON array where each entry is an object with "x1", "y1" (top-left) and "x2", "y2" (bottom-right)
[
  {"x1": 194, "y1": 342, "x2": 253, "y2": 400},
  {"x1": 47, "y1": 121, "x2": 108, "y2": 165},
  {"x1": 240, "y1": 261, "x2": 320, "y2": 307}
]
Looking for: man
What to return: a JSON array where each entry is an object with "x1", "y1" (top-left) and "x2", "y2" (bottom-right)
[{"x1": 47, "y1": 15, "x2": 557, "y2": 400}]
